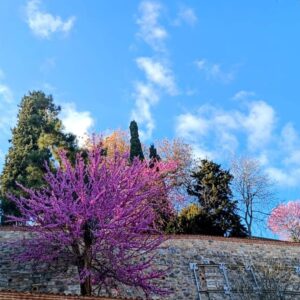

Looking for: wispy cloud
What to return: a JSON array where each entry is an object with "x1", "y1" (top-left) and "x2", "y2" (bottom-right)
[
  {"x1": 0, "y1": 149, "x2": 5, "y2": 165},
  {"x1": 0, "y1": 69, "x2": 13, "y2": 104},
  {"x1": 132, "y1": 1, "x2": 179, "y2": 139},
  {"x1": 264, "y1": 123, "x2": 300, "y2": 187},
  {"x1": 280, "y1": 123, "x2": 300, "y2": 165},
  {"x1": 0, "y1": 84, "x2": 13, "y2": 104},
  {"x1": 173, "y1": 6, "x2": 198, "y2": 26},
  {"x1": 176, "y1": 99, "x2": 276, "y2": 156},
  {"x1": 195, "y1": 59, "x2": 235, "y2": 83},
  {"x1": 131, "y1": 82, "x2": 158, "y2": 140},
  {"x1": 60, "y1": 103, "x2": 95, "y2": 146},
  {"x1": 175, "y1": 94, "x2": 300, "y2": 187},
  {"x1": 42, "y1": 82, "x2": 57, "y2": 93},
  {"x1": 0, "y1": 70, "x2": 17, "y2": 162},
  {"x1": 136, "y1": 57, "x2": 177, "y2": 95},
  {"x1": 232, "y1": 90, "x2": 256, "y2": 101},
  {"x1": 243, "y1": 101, "x2": 276, "y2": 151},
  {"x1": 25, "y1": 0, "x2": 76, "y2": 38},
  {"x1": 137, "y1": 1, "x2": 167, "y2": 51},
  {"x1": 0, "y1": 70, "x2": 15, "y2": 133},
  {"x1": 176, "y1": 113, "x2": 209, "y2": 141},
  {"x1": 266, "y1": 167, "x2": 299, "y2": 187}
]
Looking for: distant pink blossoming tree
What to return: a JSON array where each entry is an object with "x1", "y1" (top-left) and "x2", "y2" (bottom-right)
[
  {"x1": 8, "y1": 145, "x2": 175, "y2": 297},
  {"x1": 268, "y1": 200, "x2": 300, "y2": 241}
]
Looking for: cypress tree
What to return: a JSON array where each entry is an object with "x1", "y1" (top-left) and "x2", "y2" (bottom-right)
[
  {"x1": 149, "y1": 144, "x2": 160, "y2": 161},
  {"x1": 0, "y1": 91, "x2": 77, "y2": 222},
  {"x1": 149, "y1": 144, "x2": 160, "y2": 169},
  {"x1": 186, "y1": 159, "x2": 248, "y2": 237},
  {"x1": 129, "y1": 120, "x2": 144, "y2": 162}
]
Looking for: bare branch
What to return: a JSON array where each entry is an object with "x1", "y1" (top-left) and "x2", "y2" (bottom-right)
[{"x1": 231, "y1": 155, "x2": 276, "y2": 237}]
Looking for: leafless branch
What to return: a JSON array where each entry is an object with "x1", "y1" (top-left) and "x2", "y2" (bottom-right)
[{"x1": 231, "y1": 156, "x2": 277, "y2": 237}]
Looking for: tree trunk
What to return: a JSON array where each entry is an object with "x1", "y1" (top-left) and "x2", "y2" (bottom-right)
[
  {"x1": 80, "y1": 275, "x2": 92, "y2": 296},
  {"x1": 79, "y1": 220, "x2": 94, "y2": 296},
  {"x1": 78, "y1": 252, "x2": 93, "y2": 296},
  {"x1": 247, "y1": 223, "x2": 252, "y2": 238}
]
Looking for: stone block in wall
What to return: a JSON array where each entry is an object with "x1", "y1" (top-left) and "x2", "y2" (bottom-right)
[{"x1": 1, "y1": 230, "x2": 300, "y2": 299}]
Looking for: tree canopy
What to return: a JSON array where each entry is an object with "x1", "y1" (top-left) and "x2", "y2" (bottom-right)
[
  {"x1": 231, "y1": 156, "x2": 275, "y2": 237},
  {"x1": 187, "y1": 159, "x2": 248, "y2": 237},
  {"x1": 8, "y1": 145, "x2": 169, "y2": 296},
  {"x1": 0, "y1": 91, "x2": 77, "y2": 221},
  {"x1": 268, "y1": 200, "x2": 300, "y2": 241},
  {"x1": 129, "y1": 120, "x2": 144, "y2": 161}
]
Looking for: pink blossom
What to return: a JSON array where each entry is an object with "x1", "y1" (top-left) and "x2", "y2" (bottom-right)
[
  {"x1": 8, "y1": 145, "x2": 170, "y2": 296},
  {"x1": 268, "y1": 200, "x2": 300, "y2": 241}
]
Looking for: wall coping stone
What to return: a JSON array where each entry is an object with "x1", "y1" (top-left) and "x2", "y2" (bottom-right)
[
  {"x1": 1, "y1": 226, "x2": 299, "y2": 247},
  {"x1": 0, "y1": 290, "x2": 137, "y2": 300}
]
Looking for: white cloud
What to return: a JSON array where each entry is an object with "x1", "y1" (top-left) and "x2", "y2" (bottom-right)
[
  {"x1": 263, "y1": 123, "x2": 300, "y2": 186},
  {"x1": 131, "y1": 82, "x2": 158, "y2": 140},
  {"x1": 0, "y1": 84, "x2": 13, "y2": 103},
  {"x1": 195, "y1": 59, "x2": 235, "y2": 83},
  {"x1": 266, "y1": 167, "x2": 299, "y2": 187},
  {"x1": 175, "y1": 113, "x2": 214, "y2": 159},
  {"x1": 280, "y1": 123, "x2": 299, "y2": 151},
  {"x1": 191, "y1": 144, "x2": 214, "y2": 160},
  {"x1": 137, "y1": 1, "x2": 167, "y2": 51},
  {"x1": 241, "y1": 101, "x2": 276, "y2": 150},
  {"x1": 0, "y1": 149, "x2": 5, "y2": 165},
  {"x1": 25, "y1": 0, "x2": 76, "y2": 38},
  {"x1": 0, "y1": 73, "x2": 16, "y2": 135},
  {"x1": 132, "y1": 56, "x2": 178, "y2": 139},
  {"x1": 42, "y1": 82, "x2": 57, "y2": 93},
  {"x1": 60, "y1": 103, "x2": 94, "y2": 146},
  {"x1": 233, "y1": 90, "x2": 255, "y2": 101},
  {"x1": 132, "y1": 1, "x2": 178, "y2": 140},
  {"x1": 279, "y1": 123, "x2": 300, "y2": 166},
  {"x1": 257, "y1": 152, "x2": 269, "y2": 166},
  {"x1": 176, "y1": 113, "x2": 209, "y2": 141},
  {"x1": 174, "y1": 7, "x2": 197, "y2": 26},
  {"x1": 175, "y1": 94, "x2": 300, "y2": 188},
  {"x1": 136, "y1": 57, "x2": 177, "y2": 95},
  {"x1": 175, "y1": 99, "x2": 276, "y2": 160},
  {"x1": 0, "y1": 77, "x2": 16, "y2": 169}
]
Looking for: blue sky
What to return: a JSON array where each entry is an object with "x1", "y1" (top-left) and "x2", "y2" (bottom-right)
[{"x1": 1, "y1": 0, "x2": 300, "y2": 235}]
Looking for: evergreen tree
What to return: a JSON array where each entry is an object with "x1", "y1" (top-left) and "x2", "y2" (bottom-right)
[
  {"x1": 149, "y1": 144, "x2": 160, "y2": 161},
  {"x1": 129, "y1": 120, "x2": 144, "y2": 161},
  {"x1": 0, "y1": 91, "x2": 77, "y2": 222},
  {"x1": 186, "y1": 159, "x2": 247, "y2": 237},
  {"x1": 149, "y1": 144, "x2": 160, "y2": 169}
]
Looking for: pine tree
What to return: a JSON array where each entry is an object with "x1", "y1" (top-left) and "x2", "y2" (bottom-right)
[
  {"x1": 129, "y1": 120, "x2": 144, "y2": 162},
  {"x1": 0, "y1": 91, "x2": 77, "y2": 222},
  {"x1": 186, "y1": 159, "x2": 248, "y2": 237}
]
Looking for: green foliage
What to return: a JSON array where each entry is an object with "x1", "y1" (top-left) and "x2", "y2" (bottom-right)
[
  {"x1": 185, "y1": 159, "x2": 248, "y2": 237},
  {"x1": 178, "y1": 204, "x2": 205, "y2": 234},
  {"x1": 149, "y1": 144, "x2": 160, "y2": 169},
  {"x1": 129, "y1": 120, "x2": 144, "y2": 162},
  {"x1": 0, "y1": 91, "x2": 78, "y2": 221},
  {"x1": 149, "y1": 144, "x2": 160, "y2": 161}
]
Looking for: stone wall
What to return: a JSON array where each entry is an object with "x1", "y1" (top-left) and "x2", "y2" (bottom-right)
[
  {"x1": 157, "y1": 237, "x2": 300, "y2": 300},
  {"x1": 0, "y1": 291, "x2": 126, "y2": 300},
  {"x1": 1, "y1": 229, "x2": 300, "y2": 300}
]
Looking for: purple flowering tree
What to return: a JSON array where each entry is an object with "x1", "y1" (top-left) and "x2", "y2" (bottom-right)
[{"x1": 8, "y1": 146, "x2": 171, "y2": 297}]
